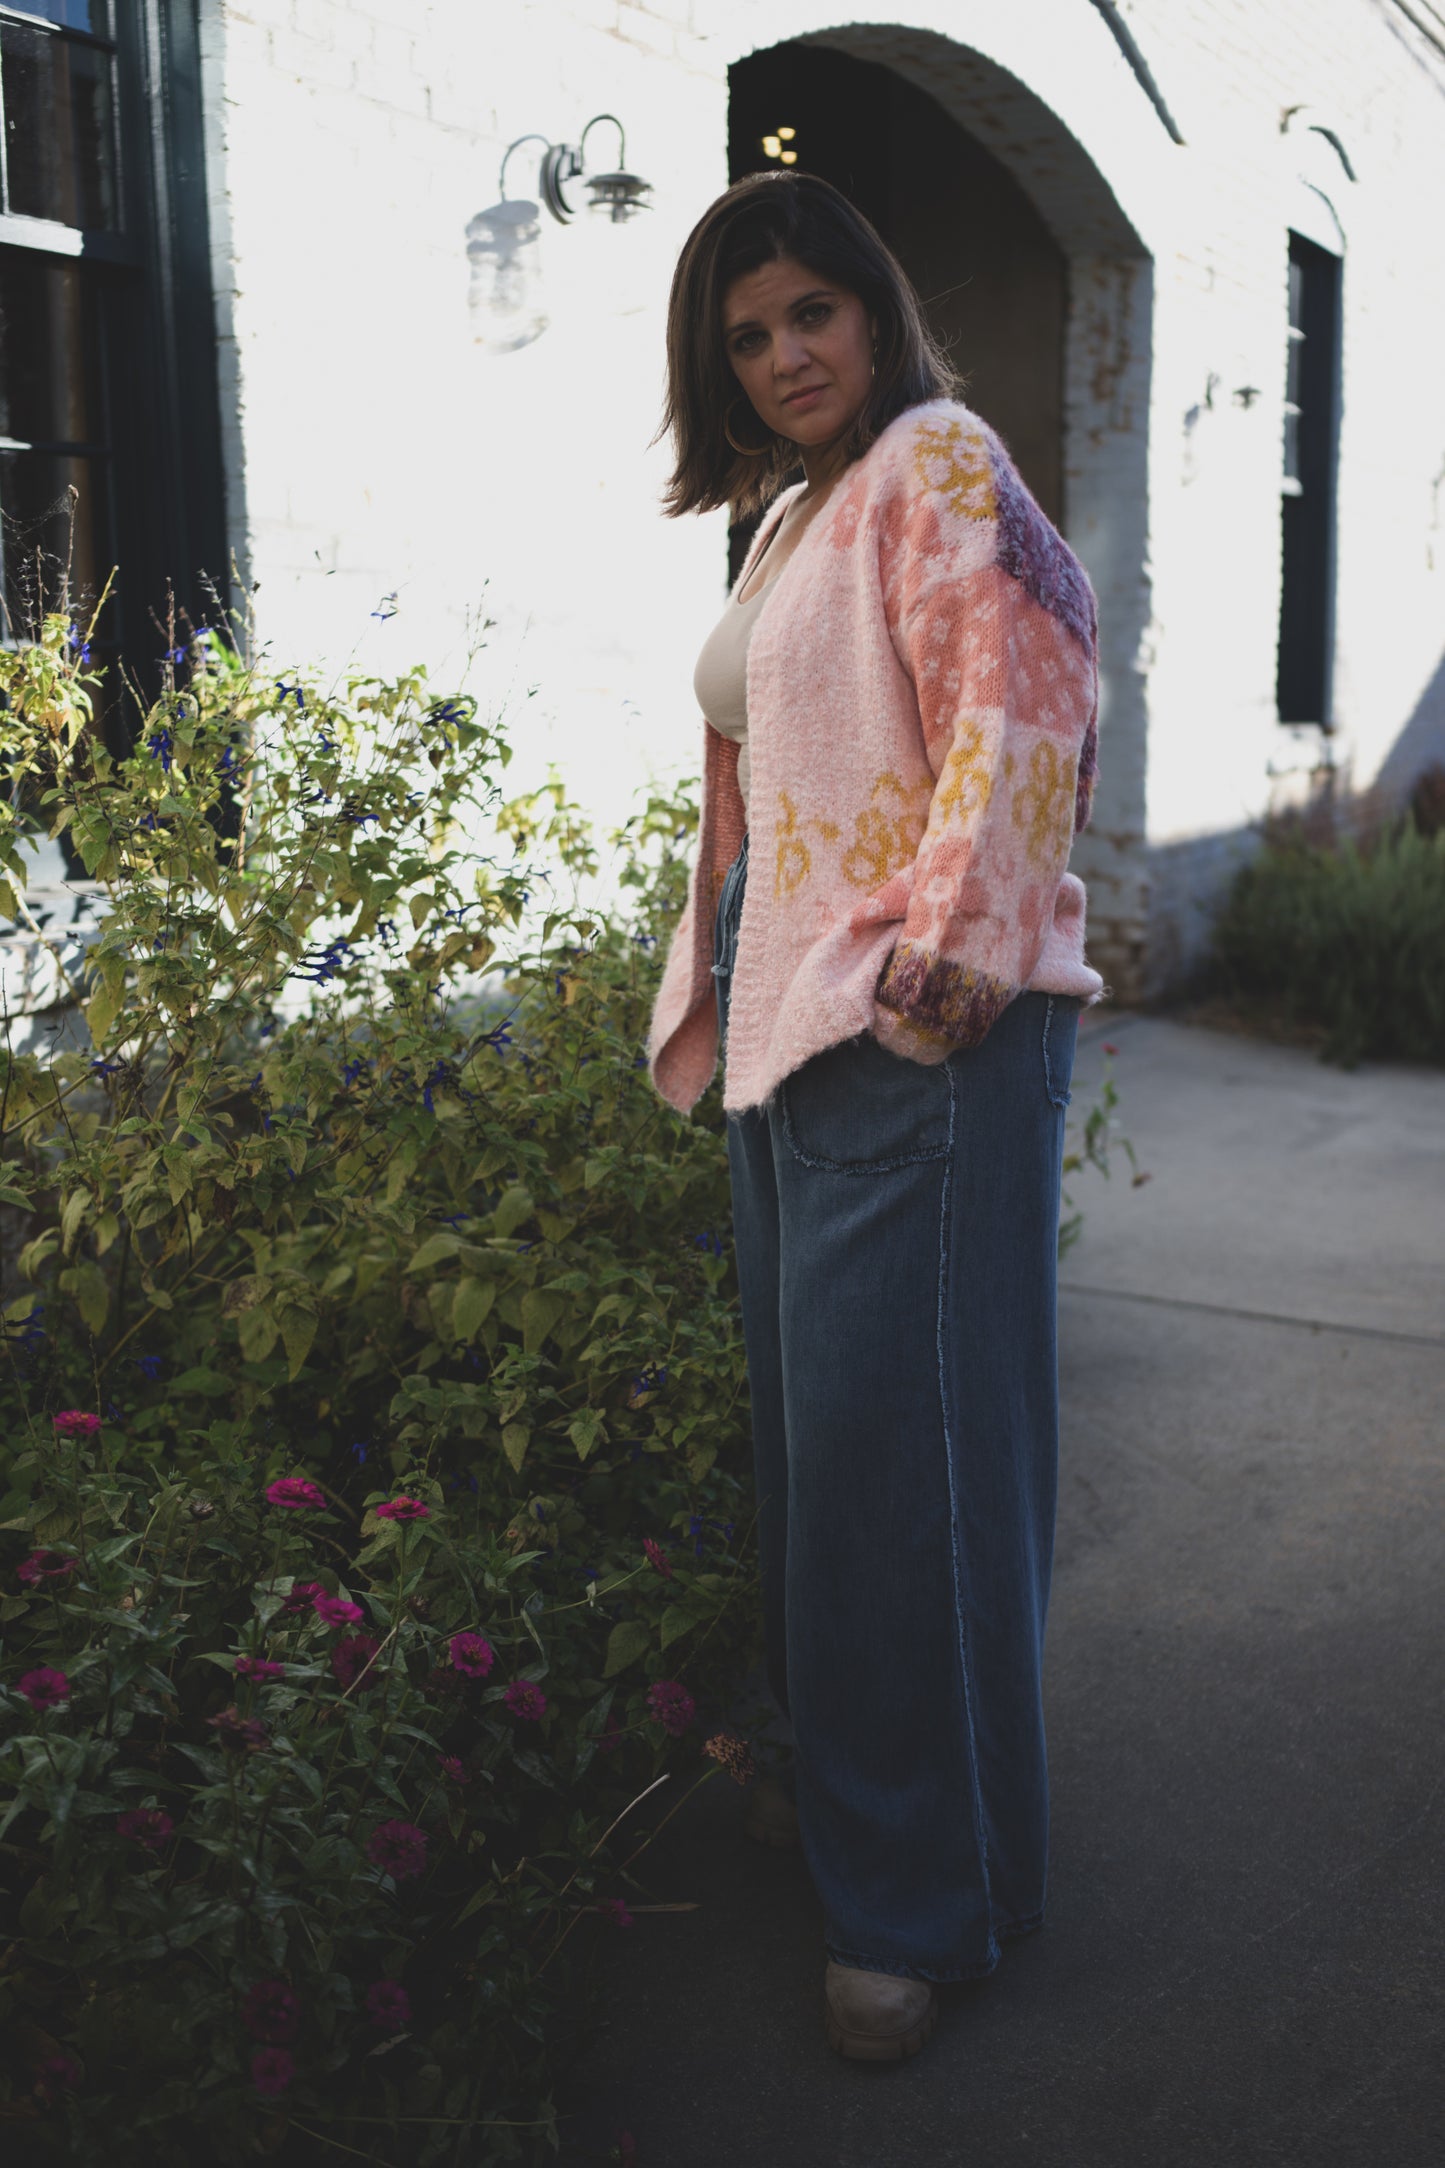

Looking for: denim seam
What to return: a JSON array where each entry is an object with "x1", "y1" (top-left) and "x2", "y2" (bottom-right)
[
  {"x1": 935, "y1": 1061, "x2": 1001, "y2": 1976},
  {"x1": 779, "y1": 1066, "x2": 950, "y2": 1175},
  {"x1": 1041, "y1": 994, "x2": 1073, "y2": 1108}
]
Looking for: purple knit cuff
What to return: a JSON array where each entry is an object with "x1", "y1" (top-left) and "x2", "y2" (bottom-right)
[{"x1": 875, "y1": 940, "x2": 1017, "y2": 1049}]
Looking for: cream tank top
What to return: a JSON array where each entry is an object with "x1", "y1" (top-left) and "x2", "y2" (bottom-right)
[{"x1": 692, "y1": 580, "x2": 768, "y2": 820}]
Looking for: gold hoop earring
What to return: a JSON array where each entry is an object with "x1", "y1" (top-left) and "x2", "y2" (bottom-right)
[{"x1": 724, "y1": 396, "x2": 773, "y2": 458}]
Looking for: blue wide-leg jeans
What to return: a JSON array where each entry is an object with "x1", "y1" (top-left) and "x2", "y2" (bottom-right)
[{"x1": 712, "y1": 831, "x2": 1080, "y2": 1984}]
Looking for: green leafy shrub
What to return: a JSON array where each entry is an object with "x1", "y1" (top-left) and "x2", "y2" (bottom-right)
[
  {"x1": 1209, "y1": 815, "x2": 1445, "y2": 1066},
  {"x1": 0, "y1": 601, "x2": 1127, "y2": 2160},
  {"x1": 0, "y1": 610, "x2": 761, "y2": 2161}
]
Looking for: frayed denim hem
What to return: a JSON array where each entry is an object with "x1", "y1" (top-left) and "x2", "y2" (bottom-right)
[
  {"x1": 824, "y1": 1940, "x2": 1001, "y2": 1986},
  {"x1": 825, "y1": 1909, "x2": 1043, "y2": 1985}
]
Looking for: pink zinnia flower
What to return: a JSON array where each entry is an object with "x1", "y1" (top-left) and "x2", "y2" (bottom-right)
[
  {"x1": 646, "y1": 1679, "x2": 696, "y2": 1738},
  {"x1": 207, "y1": 1704, "x2": 268, "y2": 1752},
  {"x1": 367, "y1": 1819, "x2": 428, "y2": 1880},
  {"x1": 16, "y1": 1548, "x2": 75, "y2": 1587},
  {"x1": 331, "y1": 1633, "x2": 381, "y2": 1690},
  {"x1": 364, "y1": 1978, "x2": 411, "y2": 2029},
  {"x1": 116, "y1": 1807, "x2": 173, "y2": 1852},
  {"x1": 264, "y1": 1476, "x2": 327, "y2": 1511},
  {"x1": 642, "y1": 1537, "x2": 673, "y2": 1580},
  {"x1": 449, "y1": 1630, "x2": 494, "y2": 1678},
  {"x1": 241, "y1": 1979, "x2": 301, "y2": 2043},
  {"x1": 52, "y1": 1410, "x2": 101, "y2": 1438},
  {"x1": 1102, "y1": 1041, "x2": 1120, "y2": 1056},
  {"x1": 34, "y1": 2050, "x2": 81, "y2": 2102},
  {"x1": 19, "y1": 1667, "x2": 69, "y2": 1712},
  {"x1": 235, "y1": 1656, "x2": 285, "y2": 1682},
  {"x1": 438, "y1": 1754, "x2": 468, "y2": 1784},
  {"x1": 597, "y1": 1896, "x2": 633, "y2": 1928},
  {"x1": 375, "y1": 1495, "x2": 429, "y2": 1522},
  {"x1": 250, "y1": 2045, "x2": 294, "y2": 2096},
  {"x1": 312, "y1": 1592, "x2": 363, "y2": 1628},
  {"x1": 503, "y1": 1678, "x2": 547, "y2": 1722},
  {"x1": 281, "y1": 1579, "x2": 325, "y2": 1614}
]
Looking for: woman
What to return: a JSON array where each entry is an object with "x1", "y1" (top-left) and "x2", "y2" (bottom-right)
[{"x1": 646, "y1": 172, "x2": 1105, "y2": 2063}]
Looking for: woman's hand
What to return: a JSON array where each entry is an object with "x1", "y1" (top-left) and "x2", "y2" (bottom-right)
[{"x1": 870, "y1": 1001, "x2": 960, "y2": 1066}]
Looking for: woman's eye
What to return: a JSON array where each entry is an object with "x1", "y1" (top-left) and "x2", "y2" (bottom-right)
[{"x1": 799, "y1": 304, "x2": 832, "y2": 325}]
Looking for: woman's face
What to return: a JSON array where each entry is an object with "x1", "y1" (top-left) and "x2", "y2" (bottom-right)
[{"x1": 721, "y1": 253, "x2": 875, "y2": 453}]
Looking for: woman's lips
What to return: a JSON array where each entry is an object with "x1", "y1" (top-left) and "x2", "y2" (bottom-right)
[{"x1": 781, "y1": 385, "x2": 827, "y2": 412}]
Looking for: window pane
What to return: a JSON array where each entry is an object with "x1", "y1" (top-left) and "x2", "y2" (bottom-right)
[
  {"x1": 0, "y1": 251, "x2": 102, "y2": 445},
  {"x1": 1284, "y1": 331, "x2": 1302, "y2": 411},
  {"x1": 2, "y1": 21, "x2": 117, "y2": 229},
  {"x1": 1282, "y1": 408, "x2": 1301, "y2": 489},
  {"x1": 8, "y1": 6, "x2": 102, "y2": 28},
  {"x1": 0, "y1": 447, "x2": 107, "y2": 633}
]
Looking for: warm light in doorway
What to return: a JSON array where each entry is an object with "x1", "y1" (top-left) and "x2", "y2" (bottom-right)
[{"x1": 761, "y1": 126, "x2": 798, "y2": 163}]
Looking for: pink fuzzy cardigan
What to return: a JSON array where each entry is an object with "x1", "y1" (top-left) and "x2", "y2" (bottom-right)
[{"x1": 647, "y1": 398, "x2": 1105, "y2": 1117}]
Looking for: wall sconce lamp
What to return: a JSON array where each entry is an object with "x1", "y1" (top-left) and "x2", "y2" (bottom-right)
[
  {"x1": 539, "y1": 114, "x2": 654, "y2": 224},
  {"x1": 467, "y1": 118, "x2": 652, "y2": 351}
]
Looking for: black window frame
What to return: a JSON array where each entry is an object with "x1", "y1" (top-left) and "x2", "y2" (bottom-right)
[
  {"x1": 0, "y1": 0, "x2": 226, "y2": 718},
  {"x1": 1276, "y1": 229, "x2": 1342, "y2": 731}
]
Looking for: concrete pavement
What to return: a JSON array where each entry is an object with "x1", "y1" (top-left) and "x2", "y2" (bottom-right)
[{"x1": 554, "y1": 1013, "x2": 1445, "y2": 2168}]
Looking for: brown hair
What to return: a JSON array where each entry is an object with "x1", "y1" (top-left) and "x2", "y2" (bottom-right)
[{"x1": 658, "y1": 170, "x2": 958, "y2": 520}]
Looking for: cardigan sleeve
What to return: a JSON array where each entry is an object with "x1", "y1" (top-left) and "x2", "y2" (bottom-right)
[{"x1": 871, "y1": 412, "x2": 1099, "y2": 1062}]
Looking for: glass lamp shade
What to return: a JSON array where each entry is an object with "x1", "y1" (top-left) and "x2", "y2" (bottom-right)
[{"x1": 466, "y1": 199, "x2": 547, "y2": 352}]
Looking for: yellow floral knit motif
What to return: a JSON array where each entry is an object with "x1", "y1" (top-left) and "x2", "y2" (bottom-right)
[
  {"x1": 911, "y1": 420, "x2": 996, "y2": 522},
  {"x1": 773, "y1": 791, "x2": 840, "y2": 898},
  {"x1": 935, "y1": 723, "x2": 994, "y2": 825},
  {"x1": 841, "y1": 771, "x2": 932, "y2": 888},
  {"x1": 1012, "y1": 740, "x2": 1075, "y2": 867}
]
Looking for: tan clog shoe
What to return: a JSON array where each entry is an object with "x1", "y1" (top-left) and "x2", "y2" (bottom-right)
[
  {"x1": 823, "y1": 1959, "x2": 938, "y2": 2061},
  {"x1": 742, "y1": 1774, "x2": 800, "y2": 1848}
]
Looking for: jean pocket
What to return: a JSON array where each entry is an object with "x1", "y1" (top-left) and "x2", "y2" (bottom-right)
[
  {"x1": 1041, "y1": 995, "x2": 1081, "y2": 1109},
  {"x1": 781, "y1": 1032, "x2": 952, "y2": 1172}
]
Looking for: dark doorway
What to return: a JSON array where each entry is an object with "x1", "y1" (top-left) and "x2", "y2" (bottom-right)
[
  {"x1": 1276, "y1": 231, "x2": 1341, "y2": 728},
  {"x1": 727, "y1": 42, "x2": 1067, "y2": 573}
]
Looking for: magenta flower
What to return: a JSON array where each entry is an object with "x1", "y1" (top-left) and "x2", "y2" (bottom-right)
[
  {"x1": 16, "y1": 1548, "x2": 75, "y2": 1587},
  {"x1": 235, "y1": 1656, "x2": 285, "y2": 1682},
  {"x1": 19, "y1": 1667, "x2": 70, "y2": 1713},
  {"x1": 503, "y1": 1678, "x2": 547, "y2": 1722},
  {"x1": 642, "y1": 1537, "x2": 673, "y2": 1580},
  {"x1": 449, "y1": 1630, "x2": 494, "y2": 1678},
  {"x1": 207, "y1": 1704, "x2": 269, "y2": 1752},
  {"x1": 52, "y1": 1410, "x2": 101, "y2": 1438},
  {"x1": 646, "y1": 1679, "x2": 696, "y2": 1738},
  {"x1": 364, "y1": 1978, "x2": 411, "y2": 2029},
  {"x1": 281, "y1": 1579, "x2": 325, "y2": 1614},
  {"x1": 116, "y1": 1807, "x2": 173, "y2": 1852},
  {"x1": 264, "y1": 1476, "x2": 327, "y2": 1512},
  {"x1": 597, "y1": 1896, "x2": 633, "y2": 1928},
  {"x1": 596, "y1": 1709, "x2": 624, "y2": 1758},
  {"x1": 241, "y1": 1979, "x2": 300, "y2": 2044},
  {"x1": 375, "y1": 1495, "x2": 429, "y2": 1522},
  {"x1": 34, "y1": 2050, "x2": 81, "y2": 2102},
  {"x1": 331, "y1": 1633, "x2": 381, "y2": 1691},
  {"x1": 312, "y1": 1592, "x2": 363, "y2": 1628},
  {"x1": 367, "y1": 1819, "x2": 428, "y2": 1880},
  {"x1": 438, "y1": 1753, "x2": 468, "y2": 1784},
  {"x1": 250, "y1": 2045, "x2": 294, "y2": 2096}
]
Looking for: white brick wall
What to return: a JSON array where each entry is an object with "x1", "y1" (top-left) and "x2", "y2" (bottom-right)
[{"x1": 197, "y1": 0, "x2": 1445, "y2": 992}]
